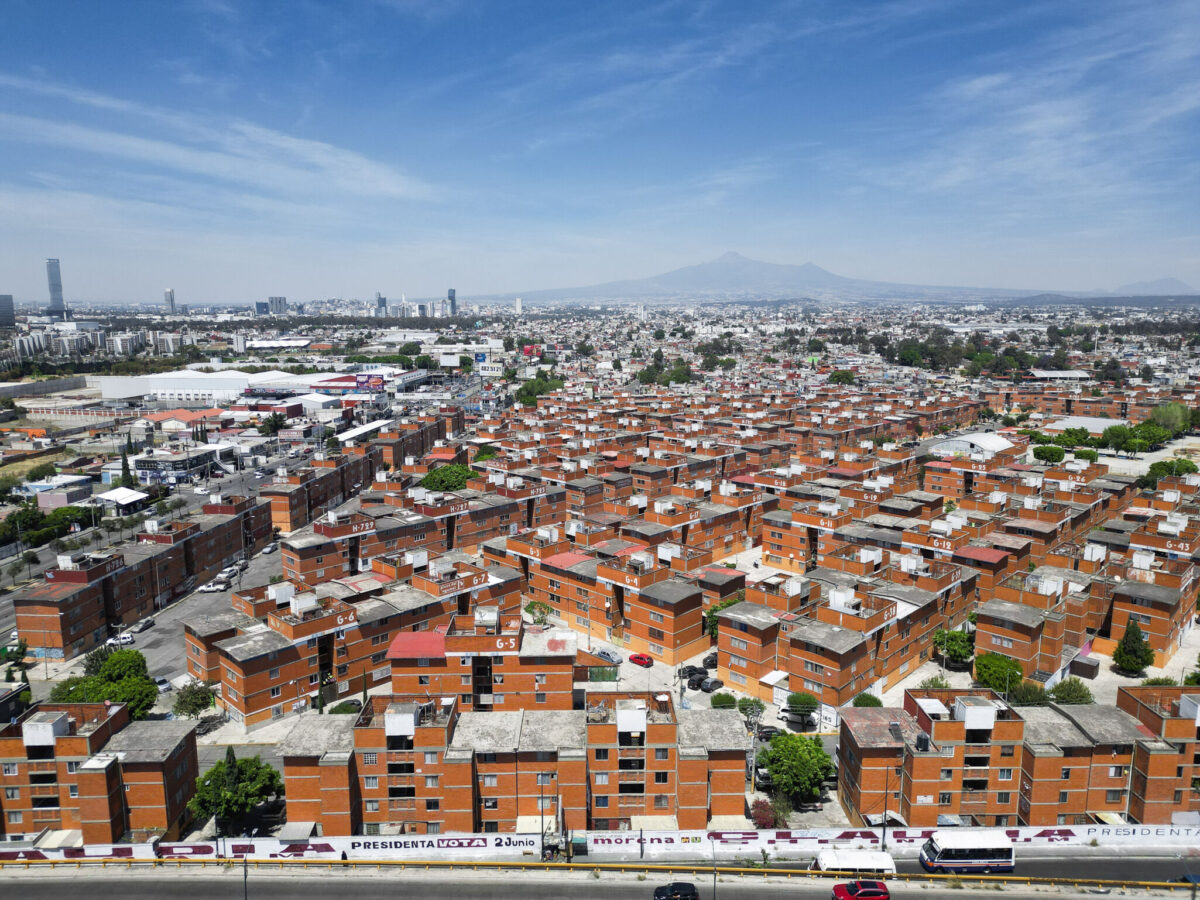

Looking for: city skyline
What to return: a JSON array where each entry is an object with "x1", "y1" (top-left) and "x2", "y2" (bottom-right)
[{"x1": 1, "y1": 1, "x2": 1200, "y2": 302}]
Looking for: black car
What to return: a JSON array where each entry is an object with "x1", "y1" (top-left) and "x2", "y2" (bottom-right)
[
  {"x1": 653, "y1": 883, "x2": 700, "y2": 900},
  {"x1": 679, "y1": 665, "x2": 705, "y2": 680},
  {"x1": 757, "y1": 725, "x2": 782, "y2": 742},
  {"x1": 701, "y1": 652, "x2": 718, "y2": 669},
  {"x1": 686, "y1": 672, "x2": 707, "y2": 690},
  {"x1": 700, "y1": 677, "x2": 723, "y2": 693}
]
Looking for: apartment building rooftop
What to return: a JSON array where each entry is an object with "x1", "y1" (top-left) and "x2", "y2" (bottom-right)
[
  {"x1": 279, "y1": 714, "x2": 356, "y2": 757},
  {"x1": 101, "y1": 720, "x2": 195, "y2": 764},
  {"x1": 978, "y1": 598, "x2": 1048, "y2": 629},
  {"x1": 676, "y1": 707, "x2": 750, "y2": 751},
  {"x1": 788, "y1": 617, "x2": 866, "y2": 654},
  {"x1": 1017, "y1": 705, "x2": 1091, "y2": 750},
  {"x1": 214, "y1": 626, "x2": 294, "y2": 662}
]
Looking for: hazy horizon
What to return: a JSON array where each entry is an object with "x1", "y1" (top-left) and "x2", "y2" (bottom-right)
[{"x1": 2, "y1": 1, "x2": 1200, "y2": 304}]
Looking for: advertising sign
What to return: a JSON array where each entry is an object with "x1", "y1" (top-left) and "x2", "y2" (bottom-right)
[{"x1": 355, "y1": 374, "x2": 385, "y2": 391}]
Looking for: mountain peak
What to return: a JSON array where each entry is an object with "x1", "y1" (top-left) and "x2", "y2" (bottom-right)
[{"x1": 715, "y1": 250, "x2": 749, "y2": 262}]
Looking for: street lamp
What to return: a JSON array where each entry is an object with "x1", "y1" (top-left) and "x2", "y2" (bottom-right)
[{"x1": 538, "y1": 770, "x2": 557, "y2": 860}]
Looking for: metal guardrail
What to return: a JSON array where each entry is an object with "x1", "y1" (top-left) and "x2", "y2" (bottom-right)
[{"x1": 0, "y1": 857, "x2": 1192, "y2": 891}]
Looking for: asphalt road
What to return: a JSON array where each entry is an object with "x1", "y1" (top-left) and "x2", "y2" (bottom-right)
[{"x1": 0, "y1": 872, "x2": 1172, "y2": 900}]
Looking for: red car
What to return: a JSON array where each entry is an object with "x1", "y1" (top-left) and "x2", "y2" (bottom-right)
[
  {"x1": 831, "y1": 881, "x2": 890, "y2": 900},
  {"x1": 628, "y1": 653, "x2": 654, "y2": 668}
]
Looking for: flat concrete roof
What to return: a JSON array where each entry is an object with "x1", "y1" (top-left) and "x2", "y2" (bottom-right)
[
  {"x1": 278, "y1": 714, "x2": 356, "y2": 757},
  {"x1": 102, "y1": 720, "x2": 194, "y2": 764}
]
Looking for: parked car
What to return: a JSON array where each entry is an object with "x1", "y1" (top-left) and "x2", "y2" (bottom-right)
[
  {"x1": 198, "y1": 580, "x2": 227, "y2": 593},
  {"x1": 679, "y1": 665, "x2": 705, "y2": 680},
  {"x1": 628, "y1": 652, "x2": 654, "y2": 668},
  {"x1": 754, "y1": 767, "x2": 774, "y2": 792},
  {"x1": 154, "y1": 677, "x2": 172, "y2": 693},
  {"x1": 219, "y1": 566, "x2": 239, "y2": 580},
  {"x1": 701, "y1": 652, "x2": 718, "y2": 669},
  {"x1": 10, "y1": 629, "x2": 18, "y2": 641},
  {"x1": 193, "y1": 485, "x2": 209, "y2": 495},
  {"x1": 593, "y1": 648, "x2": 621, "y2": 666},
  {"x1": 831, "y1": 881, "x2": 890, "y2": 900},
  {"x1": 261, "y1": 542, "x2": 278, "y2": 555},
  {"x1": 132, "y1": 618, "x2": 155, "y2": 633},
  {"x1": 236, "y1": 559, "x2": 250, "y2": 571},
  {"x1": 700, "y1": 677, "x2": 723, "y2": 693},
  {"x1": 757, "y1": 725, "x2": 782, "y2": 742},
  {"x1": 253, "y1": 469, "x2": 266, "y2": 479},
  {"x1": 686, "y1": 672, "x2": 707, "y2": 690},
  {"x1": 106, "y1": 633, "x2": 134, "y2": 647},
  {"x1": 653, "y1": 883, "x2": 700, "y2": 900}
]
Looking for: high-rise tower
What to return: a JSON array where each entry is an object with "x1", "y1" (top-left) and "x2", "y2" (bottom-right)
[
  {"x1": 46, "y1": 258, "x2": 67, "y2": 318},
  {"x1": 165, "y1": 288, "x2": 176, "y2": 315},
  {"x1": 448, "y1": 289, "x2": 457, "y2": 316}
]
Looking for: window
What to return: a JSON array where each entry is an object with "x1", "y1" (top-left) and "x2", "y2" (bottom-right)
[
  {"x1": 363, "y1": 753, "x2": 377, "y2": 766},
  {"x1": 1061, "y1": 768, "x2": 1070, "y2": 780},
  {"x1": 655, "y1": 748, "x2": 668, "y2": 760},
  {"x1": 363, "y1": 776, "x2": 378, "y2": 790},
  {"x1": 730, "y1": 672, "x2": 746, "y2": 685},
  {"x1": 998, "y1": 768, "x2": 1013, "y2": 781},
  {"x1": 425, "y1": 776, "x2": 438, "y2": 788},
  {"x1": 649, "y1": 611, "x2": 664, "y2": 624},
  {"x1": 537, "y1": 797, "x2": 552, "y2": 811},
  {"x1": 1000, "y1": 745, "x2": 1014, "y2": 757},
  {"x1": 595, "y1": 773, "x2": 609, "y2": 785},
  {"x1": 483, "y1": 774, "x2": 498, "y2": 787},
  {"x1": 365, "y1": 800, "x2": 379, "y2": 812},
  {"x1": 269, "y1": 667, "x2": 280, "y2": 680},
  {"x1": 3, "y1": 788, "x2": 17, "y2": 800},
  {"x1": 595, "y1": 749, "x2": 609, "y2": 761},
  {"x1": 6, "y1": 812, "x2": 19, "y2": 824},
  {"x1": 730, "y1": 637, "x2": 748, "y2": 651},
  {"x1": 483, "y1": 798, "x2": 498, "y2": 810},
  {"x1": 1106, "y1": 789, "x2": 1125, "y2": 803},
  {"x1": 418, "y1": 676, "x2": 430, "y2": 686},
  {"x1": 309, "y1": 674, "x2": 319, "y2": 685},
  {"x1": 428, "y1": 823, "x2": 441, "y2": 835},
  {"x1": 461, "y1": 675, "x2": 471, "y2": 685},
  {"x1": 1108, "y1": 765, "x2": 1127, "y2": 778},
  {"x1": 270, "y1": 686, "x2": 281, "y2": 698},
  {"x1": 425, "y1": 752, "x2": 438, "y2": 764},
  {"x1": 938, "y1": 792, "x2": 952, "y2": 805},
  {"x1": 804, "y1": 659, "x2": 824, "y2": 674},
  {"x1": 997, "y1": 792, "x2": 1011, "y2": 804},
  {"x1": 426, "y1": 799, "x2": 440, "y2": 811},
  {"x1": 536, "y1": 692, "x2": 547, "y2": 704},
  {"x1": 940, "y1": 768, "x2": 953, "y2": 780},
  {"x1": 480, "y1": 753, "x2": 497, "y2": 764},
  {"x1": 1058, "y1": 791, "x2": 1069, "y2": 803},
  {"x1": 536, "y1": 773, "x2": 553, "y2": 786},
  {"x1": 3, "y1": 763, "x2": 17, "y2": 776},
  {"x1": 655, "y1": 772, "x2": 668, "y2": 784},
  {"x1": 594, "y1": 795, "x2": 609, "y2": 808},
  {"x1": 804, "y1": 679, "x2": 822, "y2": 693},
  {"x1": 729, "y1": 654, "x2": 747, "y2": 668}
]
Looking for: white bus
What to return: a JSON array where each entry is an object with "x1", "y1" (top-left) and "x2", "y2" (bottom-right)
[
  {"x1": 919, "y1": 831, "x2": 1014, "y2": 874},
  {"x1": 812, "y1": 850, "x2": 897, "y2": 875}
]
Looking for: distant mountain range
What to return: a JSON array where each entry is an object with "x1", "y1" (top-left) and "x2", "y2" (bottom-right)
[{"x1": 499, "y1": 252, "x2": 1196, "y2": 304}]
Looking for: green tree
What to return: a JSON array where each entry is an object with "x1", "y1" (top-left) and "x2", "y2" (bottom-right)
[
  {"x1": 827, "y1": 370, "x2": 856, "y2": 385},
  {"x1": 1112, "y1": 620, "x2": 1155, "y2": 674},
  {"x1": 81, "y1": 645, "x2": 115, "y2": 677},
  {"x1": 787, "y1": 692, "x2": 819, "y2": 722},
  {"x1": 325, "y1": 431, "x2": 341, "y2": 453},
  {"x1": 1101, "y1": 424, "x2": 1131, "y2": 453},
  {"x1": 98, "y1": 648, "x2": 149, "y2": 682},
  {"x1": 419, "y1": 464, "x2": 472, "y2": 492},
  {"x1": 653, "y1": 329, "x2": 665, "y2": 340},
  {"x1": 1048, "y1": 677, "x2": 1094, "y2": 705},
  {"x1": 257, "y1": 412, "x2": 287, "y2": 436},
  {"x1": 918, "y1": 674, "x2": 951, "y2": 690},
  {"x1": 1033, "y1": 445, "x2": 1066, "y2": 464},
  {"x1": 119, "y1": 448, "x2": 136, "y2": 488},
  {"x1": 933, "y1": 629, "x2": 974, "y2": 664},
  {"x1": 49, "y1": 648, "x2": 159, "y2": 719},
  {"x1": 172, "y1": 681, "x2": 217, "y2": 718},
  {"x1": 737, "y1": 697, "x2": 766, "y2": 720},
  {"x1": 704, "y1": 594, "x2": 745, "y2": 638},
  {"x1": 524, "y1": 600, "x2": 551, "y2": 625},
  {"x1": 973, "y1": 652, "x2": 1024, "y2": 693},
  {"x1": 1139, "y1": 458, "x2": 1199, "y2": 489},
  {"x1": 22, "y1": 551, "x2": 38, "y2": 578},
  {"x1": 1074, "y1": 448, "x2": 1098, "y2": 463},
  {"x1": 1007, "y1": 682, "x2": 1048, "y2": 705},
  {"x1": 1150, "y1": 401, "x2": 1190, "y2": 436},
  {"x1": 709, "y1": 692, "x2": 737, "y2": 709},
  {"x1": 759, "y1": 733, "x2": 832, "y2": 801},
  {"x1": 188, "y1": 749, "x2": 284, "y2": 835},
  {"x1": 852, "y1": 692, "x2": 882, "y2": 708},
  {"x1": 474, "y1": 446, "x2": 498, "y2": 462}
]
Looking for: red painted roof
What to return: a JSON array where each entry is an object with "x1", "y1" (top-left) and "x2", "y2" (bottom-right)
[
  {"x1": 953, "y1": 546, "x2": 1010, "y2": 564},
  {"x1": 925, "y1": 460, "x2": 954, "y2": 469},
  {"x1": 732, "y1": 475, "x2": 757, "y2": 485},
  {"x1": 387, "y1": 630, "x2": 446, "y2": 659},
  {"x1": 541, "y1": 551, "x2": 594, "y2": 569},
  {"x1": 827, "y1": 466, "x2": 860, "y2": 478}
]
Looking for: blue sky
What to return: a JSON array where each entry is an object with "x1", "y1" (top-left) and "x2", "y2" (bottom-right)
[{"x1": 1, "y1": 0, "x2": 1199, "y2": 303}]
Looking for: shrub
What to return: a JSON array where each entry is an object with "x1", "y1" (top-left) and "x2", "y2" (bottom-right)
[
  {"x1": 1048, "y1": 677, "x2": 1093, "y2": 705},
  {"x1": 709, "y1": 692, "x2": 737, "y2": 710},
  {"x1": 1033, "y1": 445, "x2": 1065, "y2": 464},
  {"x1": 1141, "y1": 676, "x2": 1177, "y2": 686},
  {"x1": 918, "y1": 674, "x2": 951, "y2": 690},
  {"x1": 852, "y1": 693, "x2": 882, "y2": 708},
  {"x1": 750, "y1": 798, "x2": 776, "y2": 828}
]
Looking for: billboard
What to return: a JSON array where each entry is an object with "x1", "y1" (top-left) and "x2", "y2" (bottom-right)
[
  {"x1": 474, "y1": 352, "x2": 487, "y2": 363},
  {"x1": 355, "y1": 373, "x2": 385, "y2": 391}
]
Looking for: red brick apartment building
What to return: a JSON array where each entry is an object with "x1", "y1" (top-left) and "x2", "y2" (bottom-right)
[
  {"x1": 185, "y1": 553, "x2": 524, "y2": 729},
  {"x1": 259, "y1": 448, "x2": 380, "y2": 533},
  {"x1": 838, "y1": 687, "x2": 1197, "y2": 828},
  {"x1": 15, "y1": 495, "x2": 270, "y2": 660},
  {"x1": 281, "y1": 691, "x2": 748, "y2": 837},
  {"x1": 0, "y1": 703, "x2": 197, "y2": 843}
]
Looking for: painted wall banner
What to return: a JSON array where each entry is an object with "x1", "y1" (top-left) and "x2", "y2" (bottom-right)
[{"x1": 1, "y1": 826, "x2": 1198, "y2": 862}]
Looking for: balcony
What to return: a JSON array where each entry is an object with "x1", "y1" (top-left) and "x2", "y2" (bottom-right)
[
  {"x1": 618, "y1": 796, "x2": 645, "y2": 808},
  {"x1": 30, "y1": 784, "x2": 60, "y2": 798},
  {"x1": 27, "y1": 761, "x2": 56, "y2": 773},
  {"x1": 618, "y1": 748, "x2": 644, "y2": 759},
  {"x1": 388, "y1": 798, "x2": 417, "y2": 812},
  {"x1": 618, "y1": 771, "x2": 645, "y2": 783}
]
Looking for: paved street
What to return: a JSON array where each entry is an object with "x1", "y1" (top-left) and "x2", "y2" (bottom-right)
[{"x1": 3, "y1": 864, "x2": 1193, "y2": 900}]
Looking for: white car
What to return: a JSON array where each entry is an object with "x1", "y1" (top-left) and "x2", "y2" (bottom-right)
[
  {"x1": 193, "y1": 485, "x2": 209, "y2": 495},
  {"x1": 198, "y1": 580, "x2": 228, "y2": 593},
  {"x1": 106, "y1": 633, "x2": 135, "y2": 647},
  {"x1": 219, "y1": 566, "x2": 239, "y2": 580},
  {"x1": 261, "y1": 542, "x2": 278, "y2": 555}
]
